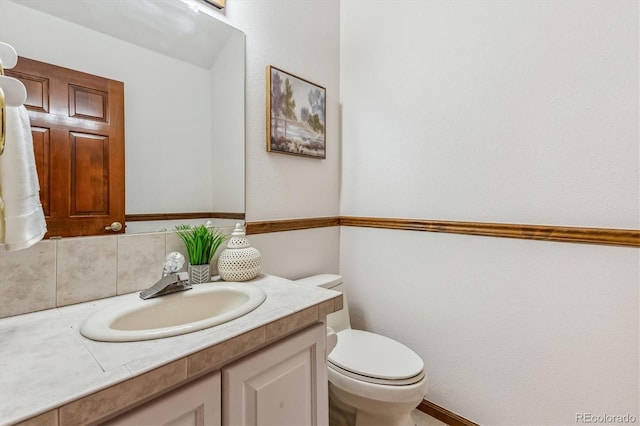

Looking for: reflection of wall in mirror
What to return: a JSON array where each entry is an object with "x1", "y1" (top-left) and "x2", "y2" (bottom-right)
[
  {"x1": 210, "y1": 29, "x2": 245, "y2": 214},
  {"x1": 0, "y1": 0, "x2": 244, "y2": 220}
]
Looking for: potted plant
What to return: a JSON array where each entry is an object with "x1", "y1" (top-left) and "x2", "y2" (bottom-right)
[{"x1": 175, "y1": 224, "x2": 228, "y2": 284}]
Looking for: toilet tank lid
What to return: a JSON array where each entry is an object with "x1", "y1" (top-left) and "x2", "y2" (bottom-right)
[{"x1": 295, "y1": 274, "x2": 343, "y2": 289}]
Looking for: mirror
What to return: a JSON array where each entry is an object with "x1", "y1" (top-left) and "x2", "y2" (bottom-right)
[{"x1": 0, "y1": 0, "x2": 245, "y2": 234}]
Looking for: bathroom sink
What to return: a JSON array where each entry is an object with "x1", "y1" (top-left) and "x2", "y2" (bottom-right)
[{"x1": 80, "y1": 283, "x2": 266, "y2": 342}]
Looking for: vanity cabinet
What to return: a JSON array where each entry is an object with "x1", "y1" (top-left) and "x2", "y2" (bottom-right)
[
  {"x1": 101, "y1": 323, "x2": 327, "y2": 426},
  {"x1": 223, "y1": 322, "x2": 328, "y2": 426},
  {"x1": 104, "y1": 373, "x2": 221, "y2": 426}
]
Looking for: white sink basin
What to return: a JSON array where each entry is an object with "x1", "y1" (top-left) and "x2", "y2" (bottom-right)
[{"x1": 80, "y1": 283, "x2": 266, "y2": 342}]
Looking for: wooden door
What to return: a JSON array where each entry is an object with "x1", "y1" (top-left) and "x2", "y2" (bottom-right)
[
  {"x1": 222, "y1": 323, "x2": 329, "y2": 426},
  {"x1": 6, "y1": 57, "x2": 125, "y2": 238}
]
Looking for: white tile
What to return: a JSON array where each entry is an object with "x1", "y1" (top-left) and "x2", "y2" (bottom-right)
[
  {"x1": 56, "y1": 236, "x2": 117, "y2": 306},
  {"x1": 117, "y1": 232, "x2": 165, "y2": 295},
  {"x1": 0, "y1": 240, "x2": 56, "y2": 318},
  {"x1": 0, "y1": 309, "x2": 129, "y2": 425}
]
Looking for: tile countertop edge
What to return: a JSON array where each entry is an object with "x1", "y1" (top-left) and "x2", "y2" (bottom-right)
[{"x1": 1, "y1": 274, "x2": 342, "y2": 426}]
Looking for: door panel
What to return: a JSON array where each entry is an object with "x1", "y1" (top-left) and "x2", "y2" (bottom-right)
[
  {"x1": 6, "y1": 57, "x2": 125, "y2": 237},
  {"x1": 19, "y1": 72, "x2": 49, "y2": 112},
  {"x1": 70, "y1": 132, "x2": 109, "y2": 215},
  {"x1": 104, "y1": 372, "x2": 221, "y2": 426},
  {"x1": 68, "y1": 84, "x2": 108, "y2": 121},
  {"x1": 222, "y1": 323, "x2": 328, "y2": 426}
]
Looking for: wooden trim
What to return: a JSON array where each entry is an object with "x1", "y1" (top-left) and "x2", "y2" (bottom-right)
[
  {"x1": 340, "y1": 216, "x2": 640, "y2": 248},
  {"x1": 418, "y1": 399, "x2": 478, "y2": 426},
  {"x1": 246, "y1": 217, "x2": 340, "y2": 235},
  {"x1": 126, "y1": 212, "x2": 245, "y2": 222},
  {"x1": 243, "y1": 215, "x2": 639, "y2": 247}
]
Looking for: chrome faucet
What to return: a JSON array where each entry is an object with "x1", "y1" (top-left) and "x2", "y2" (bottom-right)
[
  {"x1": 139, "y1": 271, "x2": 191, "y2": 299},
  {"x1": 140, "y1": 251, "x2": 191, "y2": 300}
]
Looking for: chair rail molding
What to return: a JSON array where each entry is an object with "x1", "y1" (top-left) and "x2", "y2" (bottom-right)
[
  {"x1": 339, "y1": 216, "x2": 640, "y2": 248},
  {"x1": 245, "y1": 216, "x2": 640, "y2": 248}
]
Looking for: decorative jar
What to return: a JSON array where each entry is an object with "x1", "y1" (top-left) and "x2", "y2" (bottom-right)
[{"x1": 217, "y1": 223, "x2": 262, "y2": 282}]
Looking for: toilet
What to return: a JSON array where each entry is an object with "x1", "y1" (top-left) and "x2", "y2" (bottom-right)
[{"x1": 295, "y1": 274, "x2": 428, "y2": 426}]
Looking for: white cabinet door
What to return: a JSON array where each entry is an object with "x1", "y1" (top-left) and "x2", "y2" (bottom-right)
[
  {"x1": 223, "y1": 323, "x2": 328, "y2": 426},
  {"x1": 104, "y1": 372, "x2": 221, "y2": 426}
]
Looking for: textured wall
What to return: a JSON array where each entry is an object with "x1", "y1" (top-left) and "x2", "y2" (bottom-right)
[
  {"x1": 221, "y1": 0, "x2": 341, "y2": 277},
  {"x1": 340, "y1": 227, "x2": 639, "y2": 424},
  {"x1": 340, "y1": 0, "x2": 638, "y2": 229},
  {"x1": 340, "y1": 1, "x2": 639, "y2": 424},
  {"x1": 222, "y1": 1, "x2": 341, "y2": 222}
]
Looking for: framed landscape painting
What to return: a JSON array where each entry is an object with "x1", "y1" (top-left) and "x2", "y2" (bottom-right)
[
  {"x1": 266, "y1": 66, "x2": 326, "y2": 159},
  {"x1": 202, "y1": 0, "x2": 225, "y2": 9}
]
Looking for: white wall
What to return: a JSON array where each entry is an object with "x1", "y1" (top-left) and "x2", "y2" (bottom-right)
[
  {"x1": 341, "y1": 0, "x2": 638, "y2": 229},
  {"x1": 221, "y1": 1, "x2": 341, "y2": 277},
  {"x1": 210, "y1": 30, "x2": 245, "y2": 214},
  {"x1": 340, "y1": 228, "x2": 639, "y2": 424},
  {"x1": 221, "y1": 0, "x2": 341, "y2": 223},
  {"x1": 340, "y1": 1, "x2": 639, "y2": 424}
]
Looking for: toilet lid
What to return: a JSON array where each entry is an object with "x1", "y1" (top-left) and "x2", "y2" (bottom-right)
[{"x1": 328, "y1": 329, "x2": 424, "y2": 381}]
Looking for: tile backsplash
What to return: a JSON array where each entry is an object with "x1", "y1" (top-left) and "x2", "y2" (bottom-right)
[{"x1": 0, "y1": 231, "x2": 199, "y2": 319}]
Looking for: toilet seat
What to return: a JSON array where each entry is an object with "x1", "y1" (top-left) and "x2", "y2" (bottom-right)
[
  {"x1": 329, "y1": 362, "x2": 425, "y2": 386},
  {"x1": 328, "y1": 329, "x2": 424, "y2": 386},
  {"x1": 328, "y1": 364, "x2": 428, "y2": 405}
]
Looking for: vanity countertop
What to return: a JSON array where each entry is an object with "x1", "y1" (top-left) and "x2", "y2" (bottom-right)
[{"x1": 0, "y1": 274, "x2": 341, "y2": 426}]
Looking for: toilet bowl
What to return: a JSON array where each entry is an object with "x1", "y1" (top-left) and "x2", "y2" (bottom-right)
[{"x1": 295, "y1": 274, "x2": 428, "y2": 426}]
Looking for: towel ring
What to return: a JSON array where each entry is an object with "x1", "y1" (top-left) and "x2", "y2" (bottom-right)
[
  {"x1": 0, "y1": 69, "x2": 28, "y2": 158},
  {"x1": 0, "y1": 42, "x2": 27, "y2": 156},
  {"x1": 0, "y1": 43, "x2": 18, "y2": 69}
]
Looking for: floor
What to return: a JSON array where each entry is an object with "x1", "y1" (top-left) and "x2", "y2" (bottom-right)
[{"x1": 412, "y1": 409, "x2": 449, "y2": 426}]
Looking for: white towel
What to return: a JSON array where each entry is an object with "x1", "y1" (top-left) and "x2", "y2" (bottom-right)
[{"x1": 0, "y1": 105, "x2": 47, "y2": 251}]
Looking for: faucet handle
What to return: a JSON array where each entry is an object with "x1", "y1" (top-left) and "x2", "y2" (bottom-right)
[{"x1": 163, "y1": 252, "x2": 186, "y2": 276}]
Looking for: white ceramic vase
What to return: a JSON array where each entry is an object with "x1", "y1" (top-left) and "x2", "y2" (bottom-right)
[{"x1": 217, "y1": 223, "x2": 262, "y2": 282}]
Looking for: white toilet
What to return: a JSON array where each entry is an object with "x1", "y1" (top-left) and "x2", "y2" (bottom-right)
[{"x1": 296, "y1": 274, "x2": 428, "y2": 426}]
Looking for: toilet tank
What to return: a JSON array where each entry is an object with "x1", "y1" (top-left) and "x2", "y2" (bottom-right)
[{"x1": 295, "y1": 274, "x2": 351, "y2": 332}]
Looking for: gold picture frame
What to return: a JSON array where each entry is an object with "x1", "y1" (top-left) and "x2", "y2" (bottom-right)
[
  {"x1": 266, "y1": 66, "x2": 326, "y2": 159},
  {"x1": 201, "y1": 0, "x2": 225, "y2": 10}
]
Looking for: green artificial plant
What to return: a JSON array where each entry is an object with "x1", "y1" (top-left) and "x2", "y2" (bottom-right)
[{"x1": 175, "y1": 224, "x2": 228, "y2": 265}]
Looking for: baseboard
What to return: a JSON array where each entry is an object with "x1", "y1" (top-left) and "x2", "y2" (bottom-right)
[{"x1": 418, "y1": 399, "x2": 478, "y2": 426}]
